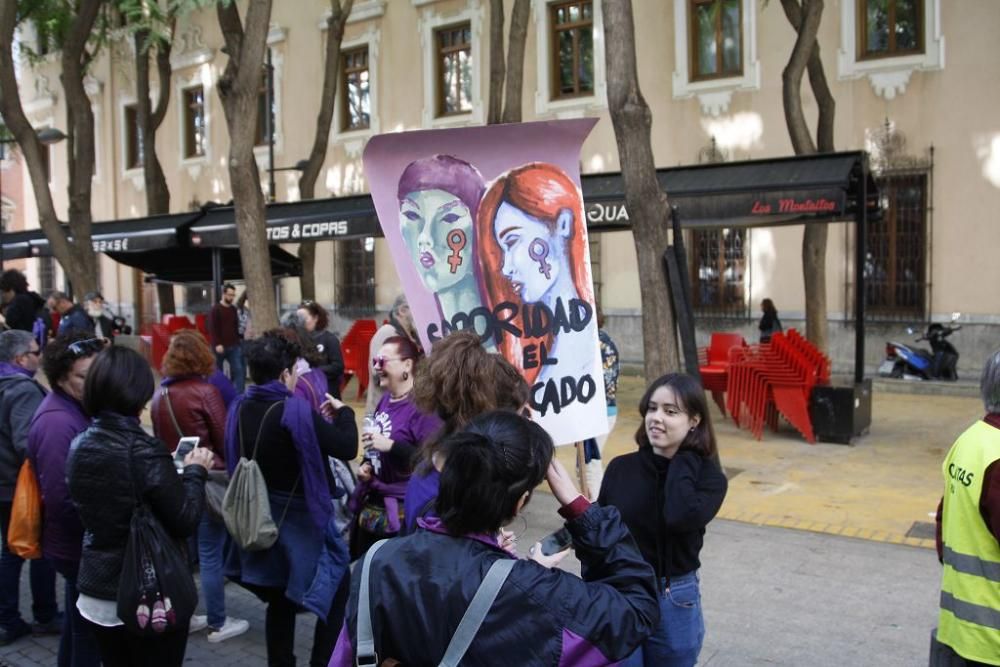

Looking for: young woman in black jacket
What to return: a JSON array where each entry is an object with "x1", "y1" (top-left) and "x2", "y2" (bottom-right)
[
  {"x1": 67, "y1": 346, "x2": 213, "y2": 666},
  {"x1": 597, "y1": 373, "x2": 728, "y2": 667}
]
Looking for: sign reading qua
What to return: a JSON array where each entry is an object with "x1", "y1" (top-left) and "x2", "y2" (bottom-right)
[{"x1": 363, "y1": 119, "x2": 607, "y2": 446}]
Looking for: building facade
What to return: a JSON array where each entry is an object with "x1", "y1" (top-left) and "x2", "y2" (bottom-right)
[{"x1": 11, "y1": 0, "x2": 1000, "y2": 374}]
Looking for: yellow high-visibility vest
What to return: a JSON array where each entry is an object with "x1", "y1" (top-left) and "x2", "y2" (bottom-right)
[{"x1": 938, "y1": 419, "x2": 1000, "y2": 665}]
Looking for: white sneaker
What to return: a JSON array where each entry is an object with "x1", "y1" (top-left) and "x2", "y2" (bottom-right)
[
  {"x1": 188, "y1": 615, "x2": 208, "y2": 633},
  {"x1": 207, "y1": 617, "x2": 250, "y2": 643}
]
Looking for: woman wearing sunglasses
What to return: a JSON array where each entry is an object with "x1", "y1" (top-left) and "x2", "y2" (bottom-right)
[
  {"x1": 348, "y1": 336, "x2": 441, "y2": 558},
  {"x1": 27, "y1": 333, "x2": 106, "y2": 667}
]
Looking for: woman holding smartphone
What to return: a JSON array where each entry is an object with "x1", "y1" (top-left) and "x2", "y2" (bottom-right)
[
  {"x1": 330, "y1": 411, "x2": 659, "y2": 666},
  {"x1": 598, "y1": 373, "x2": 728, "y2": 667}
]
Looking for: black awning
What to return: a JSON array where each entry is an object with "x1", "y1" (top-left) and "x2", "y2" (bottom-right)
[
  {"x1": 188, "y1": 195, "x2": 380, "y2": 247},
  {"x1": 107, "y1": 245, "x2": 302, "y2": 284},
  {"x1": 582, "y1": 150, "x2": 880, "y2": 231},
  {"x1": 1, "y1": 211, "x2": 203, "y2": 258}
]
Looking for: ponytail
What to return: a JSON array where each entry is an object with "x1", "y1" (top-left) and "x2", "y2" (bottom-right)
[{"x1": 436, "y1": 411, "x2": 554, "y2": 536}]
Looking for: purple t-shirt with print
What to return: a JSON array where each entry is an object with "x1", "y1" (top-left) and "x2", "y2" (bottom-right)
[{"x1": 369, "y1": 393, "x2": 441, "y2": 484}]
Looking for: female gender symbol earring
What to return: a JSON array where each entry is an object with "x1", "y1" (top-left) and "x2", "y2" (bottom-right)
[
  {"x1": 528, "y1": 238, "x2": 552, "y2": 279},
  {"x1": 446, "y1": 230, "x2": 467, "y2": 274}
]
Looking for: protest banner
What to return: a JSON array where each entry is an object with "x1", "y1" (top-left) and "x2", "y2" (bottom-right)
[{"x1": 363, "y1": 119, "x2": 607, "y2": 445}]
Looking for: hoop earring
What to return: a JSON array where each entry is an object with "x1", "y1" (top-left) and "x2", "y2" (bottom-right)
[
  {"x1": 511, "y1": 514, "x2": 528, "y2": 540},
  {"x1": 402, "y1": 371, "x2": 409, "y2": 381}
]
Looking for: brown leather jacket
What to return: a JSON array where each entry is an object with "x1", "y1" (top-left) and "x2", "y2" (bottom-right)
[{"x1": 150, "y1": 377, "x2": 227, "y2": 470}]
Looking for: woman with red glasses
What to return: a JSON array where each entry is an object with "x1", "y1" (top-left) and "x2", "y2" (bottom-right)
[{"x1": 348, "y1": 336, "x2": 441, "y2": 558}]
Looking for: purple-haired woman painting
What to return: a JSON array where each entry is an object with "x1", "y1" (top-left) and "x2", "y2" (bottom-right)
[{"x1": 397, "y1": 155, "x2": 486, "y2": 325}]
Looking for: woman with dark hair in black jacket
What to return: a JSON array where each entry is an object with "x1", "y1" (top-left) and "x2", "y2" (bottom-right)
[
  {"x1": 331, "y1": 411, "x2": 659, "y2": 666},
  {"x1": 296, "y1": 301, "x2": 345, "y2": 397},
  {"x1": 598, "y1": 373, "x2": 728, "y2": 667},
  {"x1": 67, "y1": 346, "x2": 213, "y2": 666}
]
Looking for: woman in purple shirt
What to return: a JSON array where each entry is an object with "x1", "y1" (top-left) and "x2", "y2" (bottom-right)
[
  {"x1": 27, "y1": 333, "x2": 106, "y2": 667},
  {"x1": 349, "y1": 336, "x2": 440, "y2": 558},
  {"x1": 403, "y1": 331, "x2": 530, "y2": 535}
]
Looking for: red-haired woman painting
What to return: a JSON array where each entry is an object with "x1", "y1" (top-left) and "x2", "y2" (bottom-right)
[{"x1": 476, "y1": 162, "x2": 596, "y2": 389}]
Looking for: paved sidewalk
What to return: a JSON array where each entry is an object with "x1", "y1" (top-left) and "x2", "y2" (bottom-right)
[{"x1": 554, "y1": 375, "x2": 981, "y2": 550}]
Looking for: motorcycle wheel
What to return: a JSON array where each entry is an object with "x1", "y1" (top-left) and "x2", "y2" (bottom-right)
[{"x1": 890, "y1": 363, "x2": 904, "y2": 379}]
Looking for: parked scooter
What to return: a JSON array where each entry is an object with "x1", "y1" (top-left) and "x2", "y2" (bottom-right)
[{"x1": 879, "y1": 314, "x2": 961, "y2": 381}]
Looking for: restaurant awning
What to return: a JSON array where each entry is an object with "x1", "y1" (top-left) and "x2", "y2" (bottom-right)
[
  {"x1": 107, "y1": 245, "x2": 302, "y2": 284},
  {"x1": 581, "y1": 150, "x2": 880, "y2": 231},
  {"x1": 1, "y1": 211, "x2": 203, "y2": 260},
  {"x1": 188, "y1": 195, "x2": 380, "y2": 247}
]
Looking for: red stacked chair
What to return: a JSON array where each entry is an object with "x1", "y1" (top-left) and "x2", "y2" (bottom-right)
[
  {"x1": 724, "y1": 329, "x2": 831, "y2": 443},
  {"x1": 697, "y1": 333, "x2": 746, "y2": 419},
  {"x1": 339, "y1": 319, "x2": 378, "y2": 400}
]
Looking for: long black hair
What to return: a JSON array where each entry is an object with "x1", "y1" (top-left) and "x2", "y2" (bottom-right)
[
  {"x1": 634, "y1": 373, "x2": 718, "y2": 459},
  {"x1": 437, "y1": 411, "x2": 553, "y2": 535}
]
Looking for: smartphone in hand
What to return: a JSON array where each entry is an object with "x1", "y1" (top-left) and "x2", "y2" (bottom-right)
[
  {"x1": 539, "y1": 527, "x2": 573, "y2": 556},
  {"x1": 173, "y1": 436, "x2": 201, "y2": 469}
]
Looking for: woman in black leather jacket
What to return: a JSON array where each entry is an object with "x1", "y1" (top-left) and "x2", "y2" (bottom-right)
[{"x1": 67, "y1": 347, "x2": 213, "y2": 667}]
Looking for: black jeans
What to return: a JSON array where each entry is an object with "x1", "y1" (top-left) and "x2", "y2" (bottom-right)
[
  {"x1": 0, "y1": 500, "x2": 58, "y2": 632},
  {"x1": 85, "y1": 620, "x2": 188, "y2": 667},
  {"x1": 51, "y1": 558, "x2": 101, "y2": 667},
  {"x1": 263, "y1": 572, "x2": 351, "y2": 667}
]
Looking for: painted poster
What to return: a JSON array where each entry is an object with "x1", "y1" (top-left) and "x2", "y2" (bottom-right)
[{"x1": 363, "y1": 119, "x2": 607, "y2": 446}]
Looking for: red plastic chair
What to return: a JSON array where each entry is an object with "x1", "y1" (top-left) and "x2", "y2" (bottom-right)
[
  {"x1": 698, "y1": 333, "x2": 746, "y2": 418},
  {"x1": 725, "y1": 329, "x2": 831, "y2": 443},
  {"x1": 339, "y1": 319, "x2": 378, "y2": 400}
]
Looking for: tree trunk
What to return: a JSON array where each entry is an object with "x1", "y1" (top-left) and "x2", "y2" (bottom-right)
[
  {"x1": 135, "y1": 27, "x2": 176, "y2": 314},
  {"x1": 297, "y1": 0, "x2": 353, "y2": 302},
  {"x1": 780, "y1": 0, "x2": 833, "y2": 352},
  {"x1": 297, "y1": 243, "x2": 317, "y2": 302},
  {"x1": 603, "y1": 0, "x2": 679, "y2": 381},
  {"x1": 0, "y1": 1, "x2": 98, "y2": 295},
  {"x1": 487, "y1": 0, "x2": 505, "y2": 125},
  {"x1": 501, "y1": 0, "x2": 530, "y2": 123},
  {"x1": 217, "y1": 0, "x2": 278, "y2": 331}
]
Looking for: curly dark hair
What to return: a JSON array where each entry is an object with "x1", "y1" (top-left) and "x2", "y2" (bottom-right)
[
  {"x1": 298, "y1": 301, "x2": 329, "y2": 331},
  {"x1": 0, "y1": 270, "x2": 28, "y2": 294},
  {"x1": 245, "y1": 328, "x2": 301, "y2": 385},
  {"x1": 161, "y1": 329, "x2": 215, "y2": 377},
  {"x1": 414, "y1": 331, "x2": 530, "y2": 464},
  {"x1": 275, "y1": 325, "x2": 324, "y2": 368},
  {"x1": 42, "y1": 331, "x2": 99, "y2": 387}
]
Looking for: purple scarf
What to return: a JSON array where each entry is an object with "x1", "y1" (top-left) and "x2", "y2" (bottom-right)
[
  {"x1": 224, "y1": 380, "x2": 331, "y2": 530},
  {"x1": 349, "y1": 478, "x2": 410, "y2": 534},
  {"x1": 0, "y1": 362, "x2": 33, "y2": 379}
]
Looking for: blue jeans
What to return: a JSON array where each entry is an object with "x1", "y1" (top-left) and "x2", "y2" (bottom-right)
[
  {"x1": 51, "y1": 559, "x2": 100, "y2": 667},
  {"x1": 216, "y1": 345, "x2": 245, "y2": 394},
  {"x1": 624, "y1": 572, "x2": 705, "y2": 667},
  {"x1": 198, "y1": 515, "x2": 228, "y2": 629},
  {"x1": 0, "y1": 501, "x2": 57, "y2": 632}
]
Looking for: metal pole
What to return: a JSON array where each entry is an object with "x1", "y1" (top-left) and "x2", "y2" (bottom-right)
[
  {"x1": 855, "y1": 159, "x2": 868, "y2": 384},
  {"x1": 212, "y1": 247, "x2": 223, "y2": 304},
  {"x1": 670, "y1": 207, "x2": 700, "y2": 379},
  {"x1": 266, "y1": 47, "x2": 276, "y2": 204}
]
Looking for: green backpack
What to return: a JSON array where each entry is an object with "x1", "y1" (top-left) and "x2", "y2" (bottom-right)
[{"x1": 222, "y1": 401, "x2": 298, "y2": 551}]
